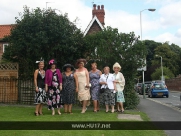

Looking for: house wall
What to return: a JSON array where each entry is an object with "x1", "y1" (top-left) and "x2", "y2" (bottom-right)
[
  {"x1": 87, "y1": 21, "x2": 102, "y2": 35},
  {"x1": 165, "y1": 77, "x2": 181, "y2": 91}
]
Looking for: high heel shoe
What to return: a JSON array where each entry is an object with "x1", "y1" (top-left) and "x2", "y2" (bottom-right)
[
  {"x1": 38, "y1": 112, "x2": 43, "y2": 115},
  {"x1": 52, "y1": 110, "x2": 55, "y2": 116},
  {"x1": 34, "y1": 112, "x2": 39, "y2": 116},
  {"x1": 58, "y1": 111, "x2": 61, "y2": 115},
  {"x1": 81, "y1": 108, "x2": 87, "y2": 113}
]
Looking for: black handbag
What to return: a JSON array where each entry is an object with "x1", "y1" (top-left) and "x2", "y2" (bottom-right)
[{"x1": 100, "y1": 74, "x2": 109, "y2": 93}]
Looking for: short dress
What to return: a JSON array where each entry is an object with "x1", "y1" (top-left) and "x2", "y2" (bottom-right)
[
  {"x1": 75, "y1": 70, "x2": 91, "y2": 102},
  {"x1": 89, "y1": 70, "x2": 101, "y2": 100},
  {"x1": 34, "y1": 70, "x2": 47, "y2": 104},
  {"x1": 62, "y1": 72, "x2": 75, "y2": 104},
  {"x1": 47, "y1": 70, "x2": 63, "y2": 110},
  {"x1": 114, "y1": 72, "x2": 125, "y2": 102}
]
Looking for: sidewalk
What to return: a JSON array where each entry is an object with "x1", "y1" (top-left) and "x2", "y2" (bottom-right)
[{"x1": 137, "y1": 97, "x2": 181, "y2": 136}]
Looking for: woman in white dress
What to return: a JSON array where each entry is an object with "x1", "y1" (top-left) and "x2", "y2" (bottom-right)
[{"x1": 113, "y1": 62, "x2": 125, "y2": 113}]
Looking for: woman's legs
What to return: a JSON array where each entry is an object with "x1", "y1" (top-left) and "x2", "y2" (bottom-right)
[
  {"x1": 57, "y1": 108, "x2": 61, "y2": 115},
  {"x1": 81, "y1": 100, "x2": 87, "y2": 113},
  {"x1": 35, "y1": 104, "x2": 40, "y2": 115},
  {"x1": 105, "y1": 105, "x2": 109, "y2": 112},
  {"x1": 119, "y1": 102, "x2": 124, "y2": 112},
  {"x1": 38, "y1": 103, "x2": 43, "y2": 115},
  {"x1": 68, "y1": 104, "x2": 73, "y2": 114},
  {"x1": 111, "y1": 105, "x2": 115, "y2": 113},
  {"x1": 64, "y1": 104, "x2": 68, "y2": 113},
  {"x1": 93, "y1": 100, "x2": 98, "y2": 112}
]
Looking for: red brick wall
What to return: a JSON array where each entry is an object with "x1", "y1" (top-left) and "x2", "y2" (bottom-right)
[{"x1": 165, "y1": 77, "x2": 181, "y2": 91}]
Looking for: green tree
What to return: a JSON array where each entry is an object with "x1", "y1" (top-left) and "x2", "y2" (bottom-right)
[
  {"x1": 84, "y1": 26, "x2": 146, "y2": 109},
  {"x1": 3, "y1": 6, "x2": 87, "y2": 77},
  {"x1": 152, "y1": 43, "x2": 179, "y2": 76},
  {"x1": 151, "y1": 66, "x2": 174, "y2": 80}
]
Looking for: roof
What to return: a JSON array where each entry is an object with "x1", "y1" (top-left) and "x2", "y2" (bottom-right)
[
  {"x1": 83, "y1": 16, "x2": 104, "y2": 37},
  {"x1": 0, "y1": 24, "x2": 15, "y2": 39}
]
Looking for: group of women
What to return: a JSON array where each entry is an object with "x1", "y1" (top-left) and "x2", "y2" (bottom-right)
[{"x1": 34, "y1": 58, "x2": 125, "y2": 116}]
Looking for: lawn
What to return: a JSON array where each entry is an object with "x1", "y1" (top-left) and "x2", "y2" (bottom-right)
[{"x1": 0, "y1": 105, "x2": 166, "y2": 136}]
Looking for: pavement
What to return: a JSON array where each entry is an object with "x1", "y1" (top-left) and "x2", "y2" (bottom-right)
[{"x1": 137, "y1": 95, "x2": 181, "y2": 136}]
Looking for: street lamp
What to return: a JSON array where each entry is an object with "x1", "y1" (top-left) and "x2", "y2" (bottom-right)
[
  {"x1": 155, "y1": 55, "x2": 164, "y2": 81},
  {"x1": 46, "y1": 2, "x2": 54, "y2": 9},
  {"x1": 140, "y1": 8, "x2": 156, "y2": 99}
]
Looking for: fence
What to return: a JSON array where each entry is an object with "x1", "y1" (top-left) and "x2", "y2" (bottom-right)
[
  {"x1": 0, "y1": 77, "x2": 81, "y2": 105},
  {"x1": 0, "y1": 77, "x2": 34, "y2": 104}
]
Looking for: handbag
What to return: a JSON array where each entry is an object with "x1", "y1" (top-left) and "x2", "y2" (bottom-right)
[{"x1": 100, "y1": 74, "x2": 109, "y2": 93}]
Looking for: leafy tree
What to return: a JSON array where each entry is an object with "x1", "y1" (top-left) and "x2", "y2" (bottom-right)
[
  {"x1": 3, "y1": 6, "x2": 88, "y2": 78},
  {"x1": 84, "y1": 26, "x2": 146, "y2": 109},
  {"x1": 151, "y1": 66, "x2": 174, "y2": 80},
  {"x1": 152, "y1": 43, "x2": 179, "y2": 76}
]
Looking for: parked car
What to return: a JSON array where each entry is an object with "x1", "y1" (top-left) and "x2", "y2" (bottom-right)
[
  {"x1": 148, "y1": 83, "x2": 169, "y2": 98},
  {"x1": 139, "y1": 81, "x2": 151, "y2": 95},
  {"x1": 136, "y1": 83, "x2": 142, "y2": 93}
]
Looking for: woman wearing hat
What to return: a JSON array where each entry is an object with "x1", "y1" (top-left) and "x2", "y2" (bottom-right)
[
  {"x1": 34, "y1": 58, "x2": 46, "y2": 116},
  {"x1": 75, "y1": 59, "x2": 91, "y2": 113},
  {"x1": 113, "y1": 62, "x2": 125, "y2": 113},
  {"x1": 45, "y1": 59, "x2": 63, "y2": 115},
  {"x1": 62, "y1": 64, "x2": 78, "y2": 114}
]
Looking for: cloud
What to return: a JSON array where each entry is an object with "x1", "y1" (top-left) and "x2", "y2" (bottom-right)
[
  {"x1": 149, "y1": 30, "x2": 181, "y2": 46},
  {"x1": 159, "y1": 1, "x2": 181, "y2": 26},
  {"x1": 0, "y1": 0, "x2": 181, "y2": 46}
]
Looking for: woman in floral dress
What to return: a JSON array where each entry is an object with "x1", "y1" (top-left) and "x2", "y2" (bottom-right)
[
  {"x1": 89, "y1": 62, "x2": 102, "y2": 112},
  {"x1": 45, "y1": 59, "x2": 63, "y2": 115},
  {"x1": 62, "y1": 64, "x2": 78, "y2": 114}
]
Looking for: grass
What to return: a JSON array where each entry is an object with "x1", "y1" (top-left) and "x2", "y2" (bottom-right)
[{"x1": 0, "y1": 105, "x2": 166, "y2": 136}]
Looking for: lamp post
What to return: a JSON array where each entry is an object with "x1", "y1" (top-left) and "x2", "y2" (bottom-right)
[
  {"x1": 155, "y1": 55, "x2": 163, "y2": 81},
  {"x1": 46, "y1": 2, "x2": 54, "y2": 9},
  {"x1": 140, "y1": 8, "x2": 156, "y2": 99}
]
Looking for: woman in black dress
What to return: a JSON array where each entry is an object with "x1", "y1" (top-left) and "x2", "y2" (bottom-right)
[
  {"x1": 34, "y1": 59, "x2": 46, "y2": 116},
  {"x1": 62, "y1": 64, "x2": 78, "y2": 114}
]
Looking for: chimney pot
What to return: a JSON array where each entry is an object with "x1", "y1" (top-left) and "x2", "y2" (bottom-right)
[
  {"x1": 101, "y1": 5, "x2": 104, "y2": 9},
  {"x1": 97, "y1": 5, "x2": 100, "y2": 10}
]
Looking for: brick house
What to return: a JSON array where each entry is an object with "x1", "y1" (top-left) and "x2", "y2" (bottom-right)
[
  {"x1": 84, "y1": 4, "x2": 105, "y2": 36},
  {"x1": 0, "y1": 24, "x2": 14, "y2": 60}
]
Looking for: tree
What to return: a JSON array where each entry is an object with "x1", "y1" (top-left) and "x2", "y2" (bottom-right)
[
  {"x1": 84, "y1": 26, "x2": 146, "y2": 109},
  {"x1": 152, "y1": 43, "x2": 179, "y2": 76},
  {"x1": 151, "y1": 66, "x2": 174, "y2": 80},
  {"x1": 3, "y1": 6, "x2": 88, "y2": 78}
]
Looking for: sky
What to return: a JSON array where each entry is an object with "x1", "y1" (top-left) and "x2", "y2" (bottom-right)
[{"x1": 1, "y1": 0, "x2": 181, "y2": 46}]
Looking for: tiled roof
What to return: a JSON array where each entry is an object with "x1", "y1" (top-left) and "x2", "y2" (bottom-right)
[{"x1": 0, "y1": 24, "x2": 15, "y2": 39}]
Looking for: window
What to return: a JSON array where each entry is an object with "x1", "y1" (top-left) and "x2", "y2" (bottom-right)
[{"x1": 3, "y1": 43, "x2": 8, "y2": 53}]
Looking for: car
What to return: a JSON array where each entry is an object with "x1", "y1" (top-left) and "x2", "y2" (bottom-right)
[
  {"x1": 148, "y1": 83, "x2": 169, "y2": 98},
  {"x1": 136, "y1": 83, "x2": 142, "y2": 93},
  {"x1": 138, "y1": 81, "x2": 152, "y2": 95}
]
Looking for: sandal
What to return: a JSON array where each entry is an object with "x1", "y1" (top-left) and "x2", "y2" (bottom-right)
[
  {"x1": 68, "y1": 111, "x2": 73, "y2": 114},
  {"x1": 38, "y1": 112, "x2": 43, "y2": 115},
  {"x1": 34, "y1": 112, "x2": 39, "y2": 116}
]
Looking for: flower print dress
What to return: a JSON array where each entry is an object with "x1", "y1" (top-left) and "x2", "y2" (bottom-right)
[
  {"x1": 47, "y1": 70, "x2": 63, "y2": 110},
  {"x1": 62, "y1": 72, "x2": 75, "y2": 104},
  {"x1": 34, "y1": 70, "x2": 46, "y2": 104}
]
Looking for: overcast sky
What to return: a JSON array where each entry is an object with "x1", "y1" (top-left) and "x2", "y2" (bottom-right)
[{"x1": 1, "y1": 0, "x2": 181, "y2": 46}]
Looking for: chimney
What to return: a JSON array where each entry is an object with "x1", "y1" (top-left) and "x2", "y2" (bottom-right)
[{"x1": 92, "y1": 4, "x2": 105, "y2": 25}]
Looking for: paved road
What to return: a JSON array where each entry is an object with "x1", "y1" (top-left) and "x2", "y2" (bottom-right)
[
  {"x1": 139, "y1": 91, "x2": 181, "y2": 109},
  {"x1": 137, "y1": 95, "x2": 181, "y2": 136}
]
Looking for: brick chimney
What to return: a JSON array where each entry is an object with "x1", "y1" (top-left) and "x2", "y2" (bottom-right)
[{"x1": 92, "y1": 4, "x2": 105, "y2": 25}]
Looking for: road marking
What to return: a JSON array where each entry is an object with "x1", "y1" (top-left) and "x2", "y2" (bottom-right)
[{"x1": 172, "y1": 95, "x2": 180, "y2": 98}]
